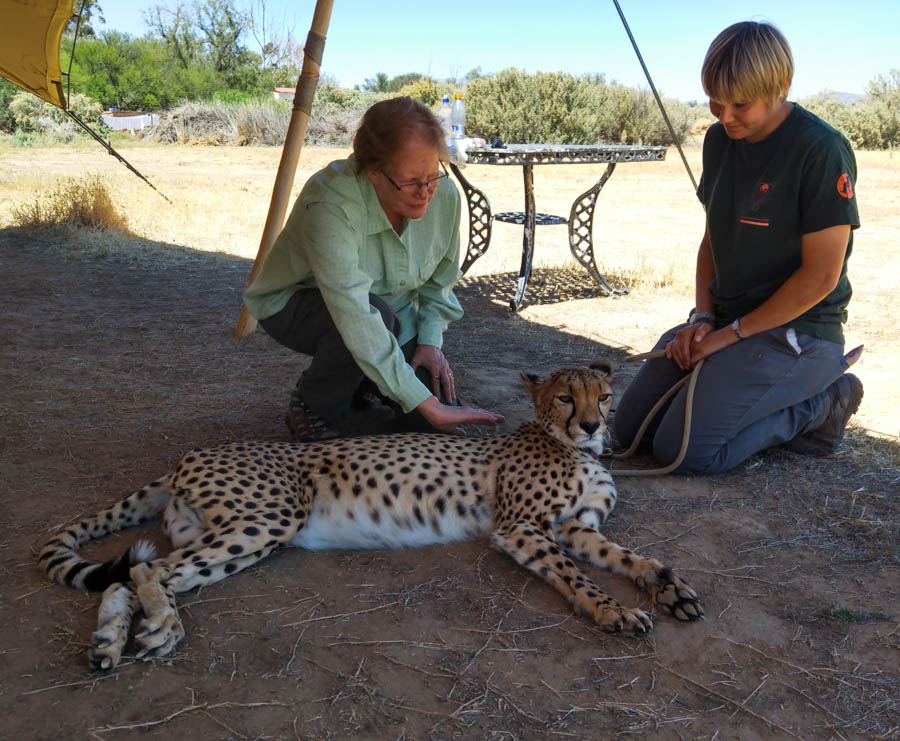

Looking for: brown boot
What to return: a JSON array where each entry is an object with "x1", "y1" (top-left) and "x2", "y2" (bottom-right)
[
  {"x1": 285, "y1": 390, "x2": 340, "y2": 442},
  {"x1": 784, "y1": 374, "x2": 863, "y2": 456}
]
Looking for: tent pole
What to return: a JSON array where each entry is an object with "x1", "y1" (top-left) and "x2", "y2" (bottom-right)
[{"x1": 234, "y1": 0, "x2": 334, "y2": 337}]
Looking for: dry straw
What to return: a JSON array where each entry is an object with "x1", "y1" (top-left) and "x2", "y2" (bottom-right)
[{"x1": 12, "y1": 174, "x2": 128, "y2": 232}]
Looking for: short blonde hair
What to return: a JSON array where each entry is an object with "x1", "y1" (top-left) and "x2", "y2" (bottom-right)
[{"x1": 701, "y1": 21, "x2": 793, "y2": 107}]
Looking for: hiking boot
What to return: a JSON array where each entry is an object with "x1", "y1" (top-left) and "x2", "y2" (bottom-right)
[
  {"x1": 784, "y1": 373, "x2": 863, "y2": 456},
  {"x1": 285, "y1": 389, "x2": 339, "y2": 442}
]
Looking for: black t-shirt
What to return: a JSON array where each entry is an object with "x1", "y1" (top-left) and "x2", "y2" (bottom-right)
[{"x1": 697, "y1": 104, "x2": 860, "y2": 344}]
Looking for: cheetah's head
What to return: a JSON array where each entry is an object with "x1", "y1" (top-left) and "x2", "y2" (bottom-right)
[{"x1": 520, "y1": 359, "x2": 614, "y2": 454}]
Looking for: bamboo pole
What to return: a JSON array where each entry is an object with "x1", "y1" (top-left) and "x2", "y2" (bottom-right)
[{"x1": 234, "y1": 0, "x2": 335, "y2": 336}]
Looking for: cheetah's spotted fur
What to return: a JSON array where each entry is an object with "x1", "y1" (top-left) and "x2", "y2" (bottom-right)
[{"x1": 40, "y1": 360, "x2": 702, "y2": 669}]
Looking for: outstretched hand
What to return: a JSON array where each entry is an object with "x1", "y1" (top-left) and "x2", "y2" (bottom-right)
[{"x1": 416, "y1": 396, "x2": 505, "y2": 435}]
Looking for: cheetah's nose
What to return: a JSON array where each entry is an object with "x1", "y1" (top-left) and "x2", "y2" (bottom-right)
[{"x1": 580, "y1": 421, "x2": 601, "y2": 436}]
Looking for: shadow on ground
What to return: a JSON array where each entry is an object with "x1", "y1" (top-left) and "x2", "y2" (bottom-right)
[{"x1": 1, "y1": 226, "x2": 896, "y2": 740}]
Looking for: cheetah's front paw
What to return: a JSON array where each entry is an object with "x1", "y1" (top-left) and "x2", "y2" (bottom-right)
[
  {"x1": 585, "y1": 598, "x2": 653, "y2": 634},
  {"x1": 647, "y1": 569, "x2": 703, "y2": 621}
]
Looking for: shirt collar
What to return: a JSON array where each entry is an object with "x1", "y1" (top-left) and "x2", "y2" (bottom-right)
[{"x1": 355, "y1": 163, "x2": 396, "y2": 236}]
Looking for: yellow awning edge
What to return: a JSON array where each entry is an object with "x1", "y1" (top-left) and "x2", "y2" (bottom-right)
[{"x1": 0, "y1": 0, "x2": 75, "y2": 108}]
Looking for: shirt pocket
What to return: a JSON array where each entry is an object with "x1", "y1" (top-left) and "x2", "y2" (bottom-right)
[{"x1": 413, "y1": 244, "x2": 445, "y2": 283}]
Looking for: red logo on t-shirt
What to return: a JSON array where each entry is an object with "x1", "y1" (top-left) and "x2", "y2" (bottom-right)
[{"x1": 837, "y1": 173, "x2": 854, "y2": 199}]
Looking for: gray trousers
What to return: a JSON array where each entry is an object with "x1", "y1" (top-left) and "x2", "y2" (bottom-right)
[
  {"x1": 259, "y1": 289, "x2": 450, "y2": 433},
  {"x1": 612, "y1": 324, "x2": 848, "y2": 474}
]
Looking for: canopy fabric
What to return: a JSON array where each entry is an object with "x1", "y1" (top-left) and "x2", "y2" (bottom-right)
[{"x1": 0, "y1": 0, "x2": 74, "y2": 108}]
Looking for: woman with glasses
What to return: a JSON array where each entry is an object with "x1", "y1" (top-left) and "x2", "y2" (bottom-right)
[{"x1": 244, "y1": 96, "x2": 504, "y2": 440}]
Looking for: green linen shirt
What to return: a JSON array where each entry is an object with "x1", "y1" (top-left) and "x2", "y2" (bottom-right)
[{"x1": 243, "y1": 158, "x2": 463, "y2": 413}]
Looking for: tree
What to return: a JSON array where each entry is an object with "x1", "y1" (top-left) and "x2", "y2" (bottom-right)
[
  {"x1": 195, "y1": 0, "x2": 250, "y2": 74},
  {"x1": 388, "y1": 72, "x2": 423, "y2": 92},
  {"x1": 0, "y1": 79, "x2": 20, "y2": 132},
  {"x1": 246, "y1": 0, "x2": 304, "y2": 70},
  {"x1": 66, "y1": 0, "x2": 105, "y2": 38},
  {"x1": 362, "y1": 72, "x2": 390, "y2": 93},
  {"x1": 145, "y1": 2, "x2": 202, "y2": 69}
]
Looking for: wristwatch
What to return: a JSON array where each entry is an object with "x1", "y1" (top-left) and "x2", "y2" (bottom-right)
[{"x1": 731, "y1": 318, "x2": 746, "y2": 340}]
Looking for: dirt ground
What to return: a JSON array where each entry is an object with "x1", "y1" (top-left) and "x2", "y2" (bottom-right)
[{"x1": 0, "y1": 144, "x2": 898, "y2": 740}]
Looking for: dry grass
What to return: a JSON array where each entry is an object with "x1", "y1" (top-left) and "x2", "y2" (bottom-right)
[{"x1": 10, "y1": 173, "x2": 128, "y2": 232}]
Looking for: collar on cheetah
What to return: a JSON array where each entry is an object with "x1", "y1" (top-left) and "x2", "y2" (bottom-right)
[{"x1": 580, "y1": 447, "x2": 610, "y2": 461}]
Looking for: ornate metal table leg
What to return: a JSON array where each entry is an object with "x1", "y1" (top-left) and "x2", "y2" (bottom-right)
[
  {"x1": 568, "y1": 162, "x2": 628, "y2": 296},
  {"x1": 449, "y1": 163, "x2": 492, "y2": 274},
  {"x1": 510, "y1": 163, "x2": 537, "y2": 312}
]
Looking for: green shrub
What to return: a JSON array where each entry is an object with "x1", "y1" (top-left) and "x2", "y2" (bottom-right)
[
  {"x1": 464, "y1": 69, "x2": 692, "y2": 145},
  {"x1": 396, "y1": 77, "x2": 451, "y2": 107},
  {"x1": 312, "y1": 82, "x2": 386, "y2": 115},
  {"x1": 9, "y1": 130, "x2": 35, "y2": 147},
  {"x1": 212, "y1": 89, "x2": 260, "y2": 105},
  {"x1": 0, "y1": 79, "x2": 19, "y2": 133},
  {"x1": 8, "y1": 91, "x2": 103, "y2": 135},
  {"x1": 801, "y1": 70, "x2": 900, "y2": 149}
]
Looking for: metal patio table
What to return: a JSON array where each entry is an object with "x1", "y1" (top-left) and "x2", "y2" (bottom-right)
[{"x1": 449, "y1": 143, "x2": 667, "y2": 311}]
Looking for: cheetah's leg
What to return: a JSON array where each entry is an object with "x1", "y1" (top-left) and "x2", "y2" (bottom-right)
[
  {"x1": 555, "y1": 519, "x2": 703, "y2": 621},
  {"x1": 131, "y1": 562, "x2": 185, "y2": 660},
  {"x1": 492, "y1": 521, "x2": 652, "y2": 634},
  {"x1": 130, "y1": 541, "x2": 285, "y2": 660},
  {"x1": 90, "y1": 582, "x2": 139, "y2": 670}
]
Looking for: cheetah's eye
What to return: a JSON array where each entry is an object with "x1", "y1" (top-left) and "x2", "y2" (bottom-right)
[
  {"x1": 597, "y1": 394, "x2": 610, "y2": 406},
  {"x1": 556, "y1": 394, "x2": 573, "y2": 404}
]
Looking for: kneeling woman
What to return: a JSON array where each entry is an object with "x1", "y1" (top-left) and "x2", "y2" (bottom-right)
[
  {"x1": 614, "y1": 21, "x2": 862, "y2": 474},
  {"x1": 244, "y1": 96, "x2": 503, "y2": 440}
]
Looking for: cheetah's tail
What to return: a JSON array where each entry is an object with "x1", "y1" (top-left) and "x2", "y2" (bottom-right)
[{"x1": 38, "y1": 475, "x2": 172, "y2": 591}]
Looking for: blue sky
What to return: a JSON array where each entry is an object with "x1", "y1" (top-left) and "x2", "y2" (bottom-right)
[{"x1": 100, "y1": 0, "x2": 899, "y2": 103}]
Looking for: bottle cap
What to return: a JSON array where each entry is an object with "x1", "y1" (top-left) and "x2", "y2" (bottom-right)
[{"x1": 454, "y1": 93, "x2": 462, "y2": 99}]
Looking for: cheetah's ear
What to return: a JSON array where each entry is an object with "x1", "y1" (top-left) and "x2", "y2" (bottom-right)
[
  {"x1": 589, "y1": 358, "x2": 613, "y2": 379},
  {"x1": 520, "y1": 371, "x2": 543, "y2": 395}
]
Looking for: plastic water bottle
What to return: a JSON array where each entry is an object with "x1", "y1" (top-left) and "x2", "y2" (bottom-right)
[
  {"x1": 437, "y1": 94, "x2": 452, "y2": 140},
  {"x1": 450, "y1": 93, "x2": 465, "y2": 139}
]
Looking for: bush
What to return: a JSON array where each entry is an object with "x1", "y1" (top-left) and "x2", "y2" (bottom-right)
[
  {"x1": 312, "y1": 82, "x2": 386, "y2": 115},
  {"x1": 396, "y1": 77, "x2": 452, "y2": 107},
  {"x1": 464, "y1": 69, "x2": 693, "y2": 145},
  {"x1": 12, "y1": 174, "x2": 127, "y2": 231},
  {"x1": 0, "y1": 79, "x2": 19, "y2": 133},
  {"x1": 801, "y1": 70, "x2": 900, "y2": 149},
  {"x1": 8, "y1": 91, "x2": 104, "y2": 135}
]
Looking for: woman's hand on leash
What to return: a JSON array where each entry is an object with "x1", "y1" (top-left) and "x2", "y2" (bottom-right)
[{"x1": 667, "y1": 321, "x2": 712, "y2": 370}]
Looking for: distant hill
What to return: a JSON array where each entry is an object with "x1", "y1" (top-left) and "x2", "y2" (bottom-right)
[{"x1": 820, "y1": 90, "x2": 863, "y2": 104}]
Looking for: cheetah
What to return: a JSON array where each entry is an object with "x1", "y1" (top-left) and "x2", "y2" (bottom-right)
[{"x1": 40, "y1": 359, "x2": 702, "y2": 670}]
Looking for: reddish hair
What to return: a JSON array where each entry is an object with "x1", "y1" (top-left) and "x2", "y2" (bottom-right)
[{"x1": 353, "y1": 96, "x2": 449, "y2": 174}]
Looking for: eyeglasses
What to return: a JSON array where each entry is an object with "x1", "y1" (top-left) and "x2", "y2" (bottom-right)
[{"x1": 380, "y1": 162, "x2": 449, "y2": 193}]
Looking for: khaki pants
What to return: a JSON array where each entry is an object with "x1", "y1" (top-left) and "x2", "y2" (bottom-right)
[
  {"x1": 259, "y1": 289, "x2": 454, "y2": 434},
  {"x1": 613, "y1": 324, "x2": 847, "y2": 474}
]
